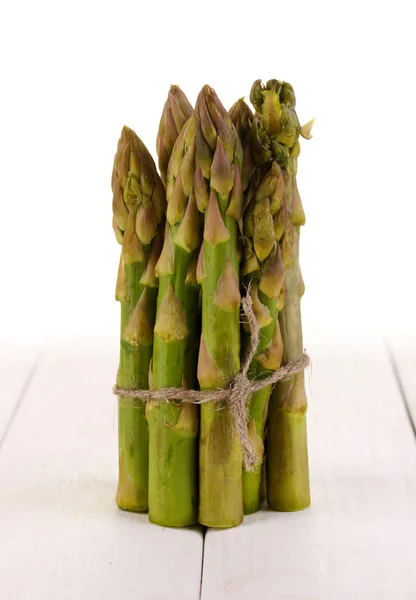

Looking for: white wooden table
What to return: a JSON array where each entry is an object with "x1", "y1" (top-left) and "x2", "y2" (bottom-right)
[{"x1": 0, "y1": 332, "x2": 415, "y2": 599}]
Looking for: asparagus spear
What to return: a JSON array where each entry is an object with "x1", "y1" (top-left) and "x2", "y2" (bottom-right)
[
  {"x1": 229, "y1": 99, "x2": 255, "y2": 194},
  {"x1": 195, "y1": 85, "x2": 244, "y2": 528},
  {"x1": 156, "y1": 85, "x2": 193, "y2": 187},
  {"x1": 112, "y1": 126, "x2": 165, "y2": 511},
  {"x1": 147, "y1": 116, "x2": 202, "y2": 526},
  {"x1": 250, "y1": 79, "x2": 312, "y2": 511},
  {"x1": 241, "y1": 162, "x2": 286, "y2": 514},
  {"x1": 230, "y1": 98, "x2": 273, "y2": 509}
]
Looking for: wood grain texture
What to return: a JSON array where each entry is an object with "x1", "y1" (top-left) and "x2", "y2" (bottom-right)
[
  {"x1": 0, "y1": 340, "x2": 203, "y2": 600},
  {"x1": 0, "y1": 344, "x2": 42, "y2": 441},
  {"x1": 201, "y1": 340, "x2": 416, "y2": 600}
]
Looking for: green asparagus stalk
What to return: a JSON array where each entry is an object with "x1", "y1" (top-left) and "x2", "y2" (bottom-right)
[
  {"x1": 156, "y1": 85, "x2": 193, "y2": 187},
  {"x1": 241, "y1": 161, "x2": 286, "y2": 514},
  {"x1": 112, "y1": 126, "x2": 165, "y2": 511},
  {"x1": 147, "y1": 116, "x2": 202, "y2": 526},
  {"x1": 230, "y1": 98, "x2": 270, "y2": 509},
  {"x1": 195, "y1": 85, "x2": 244, "y2": 528},
  {"x1": 250, "y1": 79, "x2": 313, "y2": 511}
]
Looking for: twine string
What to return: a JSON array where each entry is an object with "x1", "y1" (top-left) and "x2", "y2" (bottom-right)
[{"x1": 113, "y1": 285, "x2": 310, "y2": 471}]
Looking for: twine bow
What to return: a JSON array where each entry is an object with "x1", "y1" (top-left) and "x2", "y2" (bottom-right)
[{"x1": 113, "y1": 286, "x2": 310, "y2": 471}]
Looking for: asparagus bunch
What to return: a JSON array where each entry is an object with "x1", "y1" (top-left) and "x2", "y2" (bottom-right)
[
  {"x1": 111, "y1": 79, "x2": 312, "y2": 526},
  {"x1": 250, "y1": 79, "x2": 313, "y2": 511},
  {"x1": 147, "y1": 114, "x2": 202, "y2": 526},
  {"x1": 195, "y1": 86, "x2": 244, "y2": 527},
  {"x1": 112, "y1": 126, "x2": 165, "y2": 511}
]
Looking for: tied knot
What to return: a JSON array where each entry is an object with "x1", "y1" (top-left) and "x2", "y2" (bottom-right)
[
  {"x1": 229, "y1": 373, "x2": 252, "y2": 407},
  {"x1": 112, "y1": 283, "x2": 311, "y2": 471},
  {"x1": 228, "y1": 373, "x2": 258, "y2": 470}
]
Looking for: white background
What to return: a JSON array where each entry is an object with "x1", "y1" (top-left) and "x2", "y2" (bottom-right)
[{"x1": 1, "y1": 0, "x2": 415, "y2": 347}]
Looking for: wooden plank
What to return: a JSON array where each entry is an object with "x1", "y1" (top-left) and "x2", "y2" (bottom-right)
[
  {"x1": 0, "y1": 345, "x2": 42, "y2": 441},
  {"x1": 201, "y1": 339, "x2": 416, "y2": 600},
  {"x1": 388, "y1": 334, "x2": 416, "y2": 430},
  {"x1": 0, "y1": 340, "x2": 203, "y2": 600}
]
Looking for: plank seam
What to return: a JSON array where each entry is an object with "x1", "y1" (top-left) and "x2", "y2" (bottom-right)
[
  {"x1": 0, "y1": 347, "x2": 44, "y2": 452},
  {"x1": 386, "y1": 339, "x2": 416, "y2": 439},
  {"x1": 199, "y1": 527, "x2": 207, "y2": 600}
]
